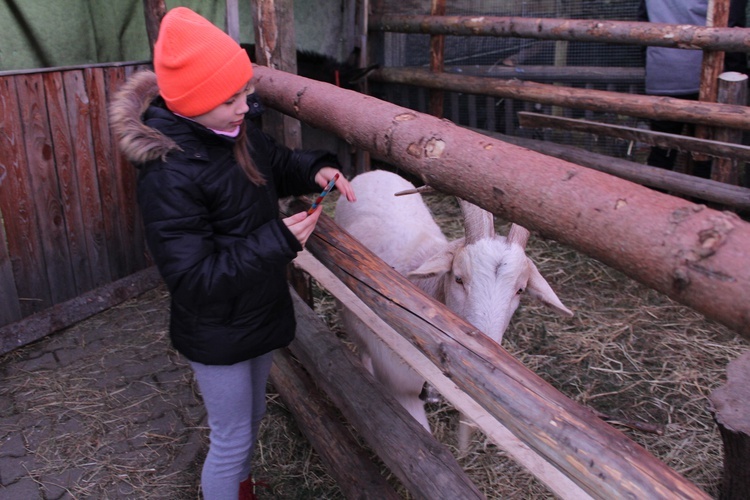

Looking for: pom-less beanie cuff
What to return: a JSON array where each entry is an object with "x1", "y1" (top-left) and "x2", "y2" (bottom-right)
[
  {"x1": 154, "y1": 7, "x2": 253, "y2": 117},
  {"x1": 164, "y1": 50, "x2": 253, "y2": 117}
]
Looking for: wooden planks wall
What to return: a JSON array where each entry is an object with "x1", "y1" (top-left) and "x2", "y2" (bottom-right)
[{"x1": 0, "y1": 62, "x2": 150, "y2": 328}]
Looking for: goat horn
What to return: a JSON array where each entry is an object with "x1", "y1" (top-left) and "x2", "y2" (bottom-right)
[
  {"x1": 507, "y1": 223, "x2": 530, "y2": 249},
  {"x1": 458, "y1": 199, "x2": 494, "y2": 244}
]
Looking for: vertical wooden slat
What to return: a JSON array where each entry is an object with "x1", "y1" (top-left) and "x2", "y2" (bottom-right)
[
  {"x1": 1, "y1": 76, "x2": 54, "y2": 315},
  {"x1": 86, "y1": 67, "x2": 129, "y2": 279},
  {"x1": 62, "y1": 70, "x2": 112, "y2": 288},
  {"x1": 694, "y1": 0, "x2": 731, "y2": 162},
  {"x1": 106, "y1": 65, "x2": 148, "y2": 271},
  {"x1": 0, "y1": 211, "x2": 22, "y2": 325},
  {"x1": 504, "y1": 98, "x2": 515, "y2": 135},
  {"x1": 712, "y1": 71, "x2": 748, "y2": 186},
  {"x1": 467, "y1": 94, "x2": 477, "y2": 128},
  {"x1": 250, "y1": 0, "x2": 301, "y2": 148},
  {"x1": 42, "y1": 71, "x2": 94, "y2": 293},
  {"x1": 16, "y1": 73, "x2": 77, "y2": 305},
  {"x1": 0, "y1": 77, "x2": 23, "y2": 324},
  {"x1": 450, "y1": 92, "x2": 459, "y2": 124},
  {"x1": 428, "y1": 0, "x2": 445, "y2": 118}
]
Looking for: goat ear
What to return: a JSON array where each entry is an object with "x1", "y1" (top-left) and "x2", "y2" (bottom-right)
[
  {"x1": 507, "y1": 224, "x2": 530, "y2": 249},
  {"x1": 526, "y1": 260, "x2": 574, "y2": 317},
  {"x1": 408, "y1": 239, "x2": 463, "y2": 279}
]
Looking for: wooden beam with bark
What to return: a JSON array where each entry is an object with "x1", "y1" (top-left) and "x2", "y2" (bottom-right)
[
  {"x1": 469, "y1": 126, "x2": 750, "y2": 212},
  {"x1": 250, "y1": 0, "x2": 302, "y2": 148},
  {"x1": 141, "y1": 0, "x2": 166, "y2": 57},
  {"x1": 0, "y1": 267, "x2": 163, "y2": 356},
  {"x1": 369, "y1": 14, "x2": 750, "y2": 52},
  {"x1": 517, "y1": 111, "x2": 750, "y2": 162},
  {"x1": 446, "y1": 64, "x2": 644, "y2": 83},
  {"x1": 285, "y1": 288, "x2": 485, "y2": 499},
  {"x1": 252, "y1": 65, "x2": 750, "y2": 337},
  {"x1": 292, "y1": 250, "x2": 592, "y2": 500},
  {"x1": 285, "y1": 199, "x2": 709, "y2": 499},
  {"x1": 709, "y1": 351, "x2": 750, "y2": 500},
  {"x1": 370, "y1": 66, "x2": 750, "y2": 130},
  {"x1": 712, "y1": 72, "x2": 749, "y2": 184},
  {"x1": 270, "y1": 347, "x2": 402, "y2": 499}
]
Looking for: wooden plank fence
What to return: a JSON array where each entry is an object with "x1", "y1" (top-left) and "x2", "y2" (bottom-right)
[{"x1": 0, "y1": 62, "x2": 150, "y2": 329}]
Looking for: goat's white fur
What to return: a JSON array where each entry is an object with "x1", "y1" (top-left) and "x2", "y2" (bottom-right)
[{"x1": 335, "y1": 170, "x2": 571, "y2": 444}]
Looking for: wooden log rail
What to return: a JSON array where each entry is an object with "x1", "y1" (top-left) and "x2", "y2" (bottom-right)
[
  {"x1": 292, "y1": 250, "x2": 591, "y2": 499},
  {"x1": 253, "y1": 65, "x2": 750, "y2": 338},
  {"x1": 270, "y1": 345, "x2": 404, "y2": 499},
  {"x1": 517, "y1": 111, "x2": 750, "y2": 162},
  {"x1": 446, "y1": 64, "x2": 644, "y2": 84},
  {"x1": 472, "y1": 126, "x2": 750, "y2": 212},
  {"x1": 0, "y1": 267, "x2": 162, "y2": 356},
  {"x1": 282, "y1": 289, "x2": 484, "y2": 499},
  {"x1": 370, "y1": 66, "x2": 750, "y2": 131},
  {"x1": 287, "y1": 198, "x2": 708, "y2": 499},
  {"x1": 369, "y1": 14, "x2": 750, "y2": 52}
]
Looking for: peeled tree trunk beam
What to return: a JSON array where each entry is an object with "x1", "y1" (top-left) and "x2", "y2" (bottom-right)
[
  {"x1": 253, "y1": 65, "x2": 750, "y2": 339},
  {"x1": 369, "y1": 14, "x2": 750, "y2": 52},
  {"x1": 371, "y1": 67, "x2": 750, "y2": 130}
]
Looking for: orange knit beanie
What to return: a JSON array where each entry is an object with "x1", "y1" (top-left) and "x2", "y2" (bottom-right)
[{"x1": 154, "y1": 7, "x2": 253, "y2": 117}]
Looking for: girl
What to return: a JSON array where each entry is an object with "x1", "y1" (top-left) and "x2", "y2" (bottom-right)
[{"x1": 109, "y1": 7, "x2": 355, "y2": 499}]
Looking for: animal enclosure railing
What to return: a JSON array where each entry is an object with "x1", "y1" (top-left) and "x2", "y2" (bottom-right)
[
  {"x1": 367, "y1": 11, "x2": 750, "y2": 187},
  {"x1": 0, "y1": 62, "x2": 151, "y2": 332},
  {"x1": 287, "y1": 199, "x2": 708, "y2": 499},
  {"x1": 250, "y1": 65, "x2": 750, "y2": 497},
  {"x1": 254, "y1": 65, "x2": 750, "y2": 355}
]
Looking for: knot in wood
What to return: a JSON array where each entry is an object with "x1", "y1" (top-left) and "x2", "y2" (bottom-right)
[
  {"x1": 293, "y1": 87, "x2": 308, "y2": 114},
  {"x1": 425, "y1": 138, "x2": 446, "y2": 158},
  {"x1": 438, "y1": 343, "x2": 451, "y2": 373},
  {"x1": 394, "y1": 112, "x2": 417, "y2": 122},
  {"x1": 406, "y1": 137, "x2": 445, "y2": 159},
  {"x1": 691, "y1": 214, "x2": 736, "y2": 260},
  {"x1": 672, "y1": 267, "x2": 691, "y2": 291}
]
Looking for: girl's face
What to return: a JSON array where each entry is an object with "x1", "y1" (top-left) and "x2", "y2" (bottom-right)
[{"x1": 191, "y1": 80, "x2": 255, "y2": 132}]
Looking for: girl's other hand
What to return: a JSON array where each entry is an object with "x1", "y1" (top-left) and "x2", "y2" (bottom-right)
[
  {"x1": 283, "y1": 208, "x2": 322, "y2": 247},
  {"x1": 315, "y1": 167, "x2": 356, "y2": 203}
]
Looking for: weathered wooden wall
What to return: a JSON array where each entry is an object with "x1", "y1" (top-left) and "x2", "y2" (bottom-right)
[{"x1": 0, "y1": 62, "x2": 150, "y2": 329}]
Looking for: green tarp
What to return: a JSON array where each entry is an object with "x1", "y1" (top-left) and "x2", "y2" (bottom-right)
[{"x1": 0, "y1": 0, "x2": 342, "y2": 72}]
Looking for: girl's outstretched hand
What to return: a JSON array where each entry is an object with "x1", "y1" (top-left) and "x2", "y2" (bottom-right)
[
  {"x1": 283, "y1": 208, "x2": 322, "y2": 247},
  {"x1": 315, "y1": 167, "x2": 356, "y2": 203}
]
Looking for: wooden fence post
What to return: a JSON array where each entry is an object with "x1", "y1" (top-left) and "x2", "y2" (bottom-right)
[
  {"x1": 709, "y1": 351, "x2": 750, "y2": 499},
  {"x1": 141, "y1": 0, "x2": 166, "y2": 57},
  {"x1": 712, "y1": 72, "x2": 749, "y2": 185}
]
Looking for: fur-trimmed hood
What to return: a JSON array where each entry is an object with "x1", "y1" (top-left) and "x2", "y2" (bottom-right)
[{"x1": 108, "y1": 70, "x2": 181, "y2": 165}]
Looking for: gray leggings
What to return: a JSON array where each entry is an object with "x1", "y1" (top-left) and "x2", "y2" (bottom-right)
[{"x1": 190, "y1": 352, "x2": 274, "y2": 500}]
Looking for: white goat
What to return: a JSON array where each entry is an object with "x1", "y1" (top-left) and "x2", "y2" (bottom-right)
[{"x1": 334, "y1": 170, "x2": 572, "y2": 446}]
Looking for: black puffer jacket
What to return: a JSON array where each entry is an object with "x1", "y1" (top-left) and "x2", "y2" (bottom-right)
[{"x1": 109, "y1": 70, "x2": 337, "y2": 365}]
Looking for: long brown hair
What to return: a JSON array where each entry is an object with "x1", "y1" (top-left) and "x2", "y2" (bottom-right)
[{"x1": 233, "y1": 122, "x2": 266, "y2": 185}]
